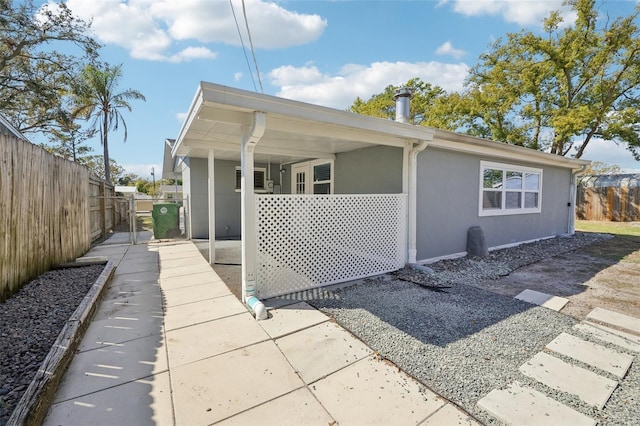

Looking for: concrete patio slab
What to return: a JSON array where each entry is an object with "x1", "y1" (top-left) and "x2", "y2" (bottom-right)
[
  {"x1": 108, "y1": 270, "x2": 160, "y2": 283},
  {"x1": 163, "y1": 294, "x2": 247, "y2": 331},
  {"x1": 160, "y1": 255, "x2": 207, "y2": 269},
  {"x1": 575, "y1": 322, "x2": 640, "y2": 353},
  {"x1": 101, "y1": 278, "x2": 161, "y2": 302},
  {"x1": 53, "y1": 334, "x2": 168, "y2": 403},
  {"x1": 546, "y1": 332, "x2": 634, "y2": 379},
  {"x1": 76, "y1": 312, "x2": 164, "y2": 353},
  {"x1": 160, "y1": 271, "x2": 223, "y2": 290},
  {"x1": 519, "y1": 352, "x2": 617, "y2": 409},
  {"x1": 587, "y1": 307, "x2": 640, "y2": 335},
  {"x1": 162, "y1": 281, "x2": 231, "y2": 307},
  {"x1": 421, "y1": 403, "x2": 479, "y2": 425},
  {"x1": 166, "y1": 312, "x2": 269, "y2": 368},
  {"x1": 312, "y1": 355, "x2": 446, "y2": 425},
  {"x1": 112, "y1": 261, "x2": 159, "y2": 276},
  {"x1": 44, "y1": 372, "x2": 173, "y2": 426},
  {"x1": 93, "y1": 291, "x2": 164, "y2": 321},
  {"x1": 159, "y1": 262, "x2": 213, "y2": 279},
  {"x1": 275, "y1": 321, "x2": 373, "y2": 383},
  {"x1": 170, "y1": 340, "x2": 304, "y2": 425},
  {"x1": 477, "y1": 381, "x2": 596, "y2": 426},
  {"x1": 515, "y1": 289, "x2": 569, "y2": 311},
  {"x1": 217, "y1": 387, "x2": 334, "y2": 425},
  {"x1": 258, "y1": 301, "x2": 329, "y2": 339}
]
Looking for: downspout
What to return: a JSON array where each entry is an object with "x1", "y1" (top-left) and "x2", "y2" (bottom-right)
[
  {"x1": 408, "y1": 140, "x2": 428, "y2": 264},
  {"x1": 568, "y1": 164, "x2": 587, "y2": 235},
  {"x1": 241, "y1": 112, "x2": 268, "y2": 320}
]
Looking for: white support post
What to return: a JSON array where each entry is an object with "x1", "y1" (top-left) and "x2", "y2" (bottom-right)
[
  {"x1": 208, "y1": 149, "x2": 215, "y2": 265},
  {"x1": 407, "y1": 140, "x2": 429, "y2": 264},
  {"x1": 241, "y1": 112, "x2": 266, "y2": 306}
]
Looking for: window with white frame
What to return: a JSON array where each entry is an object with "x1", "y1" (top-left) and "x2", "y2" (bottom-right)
[
  {"x1": 479, "y1": 161, "x2": 542, "y2": 216},
  {"x1": 235, "y1": 167, "x2": 267, "y2": 192}
]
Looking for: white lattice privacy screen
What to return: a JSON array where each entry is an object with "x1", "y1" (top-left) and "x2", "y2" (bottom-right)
[{"x1": 255, "y1": 194, "x2": 408, "y2": 298}]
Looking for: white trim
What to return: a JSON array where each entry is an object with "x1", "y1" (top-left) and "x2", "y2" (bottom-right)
[
  {"x1": 235, "y1": 166, "x2": 267, "y2": 192},
  {"x1": 479, "y1": 161, "x2": 543, "y2": 217},
  {"x1": 418, "y1": 251, "x2": 468, "y2": 264},
  {"x1": 416, "y1": 234, "x2": 558, "y2": 264}
]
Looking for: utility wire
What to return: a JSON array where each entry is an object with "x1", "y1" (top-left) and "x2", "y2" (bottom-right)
[
  {"x1": 241, "y1": 0, "x2": 264, "y2": 93},
  {"x1": 229, "y1": 0, "x2": 257, "y2": 92}
]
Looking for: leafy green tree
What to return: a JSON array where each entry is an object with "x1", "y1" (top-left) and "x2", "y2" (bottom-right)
[
  {"x1": 349, "y1": 78, "x2": 446, "y2": 125},
  {"x1": 0, "y1": 0, "x2": 99, "y2": 133},
  {"x1": 466, "y1": 0, "x2": 640, "y2": 159},
  {"x1": 581, "y1": 161, "x2": 622, "y2": 176},
  {"x1": 44, "y1": 117, "x2": 94, "y2": 162},
  {"x1": 71, "y1": 63, "x2": 146, "y2": 183},
  {"x1": 82, "y1": 155, "x2": 126, "y2": 184}
]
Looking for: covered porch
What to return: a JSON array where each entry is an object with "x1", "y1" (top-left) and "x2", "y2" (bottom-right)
[{"x1": 169, "y1": 82, "x2": 434, "y2": 314}]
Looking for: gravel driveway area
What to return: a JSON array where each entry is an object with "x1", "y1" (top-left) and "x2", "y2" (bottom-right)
[{"x1": 309, "y1": 233, "x2": 639, "y2": 425}]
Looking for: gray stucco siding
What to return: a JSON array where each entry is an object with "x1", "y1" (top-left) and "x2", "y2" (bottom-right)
[
  {"x1": 415, "y1": 148, "x2": 573, "y2": 261},
  {"x1": 334, "y1": 145, "x2": 403, "y2": 194},
  {"x1": 183, "y1": 158, "x2": 276, "y2": 239}
]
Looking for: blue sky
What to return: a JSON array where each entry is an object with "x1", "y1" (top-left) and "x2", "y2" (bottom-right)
[{"x1": 38, "y1": 0, "x2": 640, "y2": 178}]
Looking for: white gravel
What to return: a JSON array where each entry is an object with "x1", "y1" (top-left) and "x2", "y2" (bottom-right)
[{"x1": 309, "y1": 233, "x2": 639, "y2": 425}]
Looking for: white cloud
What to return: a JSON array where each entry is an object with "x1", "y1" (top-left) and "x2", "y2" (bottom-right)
[
  {"x1": 121, "y1": 163, "x2": 162, "y2": 179},
  {"x1": 59, "y1": 0, "x2": 326, "y2": 62},
  {"x1": 581, "y1": 138, "x2": 640, "y2": 173},
  {"x1": 447, "y1": 0, "x2": 571, "y2": 26},
  {"x1": 176, "y1": 112, "x2": 188, "y2": 122},
  {"x1": 436, "y1": 41, "x2": 466, "y2": 59},
  {"x1": 234, "y1": 72, "x2": 243, "y2": 82},
  {"x1": 267, "y1": 61, "x2": 469, "y2": 109}
]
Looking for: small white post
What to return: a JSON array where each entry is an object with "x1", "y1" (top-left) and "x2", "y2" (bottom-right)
[{"x1": 208, "y1": 149, "x2": 216, "y2": 264}]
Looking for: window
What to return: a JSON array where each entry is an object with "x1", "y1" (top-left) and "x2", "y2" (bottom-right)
[
  {"x1": 479, "y1": 161, "x2": 542, "y2": 216},
  {"x1": 235, "y1": 167, "x2": 267, "y2": 192}
]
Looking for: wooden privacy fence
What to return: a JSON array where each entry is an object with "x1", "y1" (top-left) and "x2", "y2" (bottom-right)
[
  {"x1": 89, "y1": 177, "x2": 129, "y2": 242},
  {"x1": 0, "y1": 134, "x2": 128, "y2": 302},
  {"x1": 576, "y1": 174, "x2": 640, "y2": 222}
]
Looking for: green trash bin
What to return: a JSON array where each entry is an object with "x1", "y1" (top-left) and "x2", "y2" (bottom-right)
[{"x1": 152, "y1": 203, "x2": 179, "y2": 239}]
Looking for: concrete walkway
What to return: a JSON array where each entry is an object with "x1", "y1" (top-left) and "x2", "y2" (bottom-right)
[
  {"x1": 477, "y1": 291, "x2": 640, "y2": 425},
  {"x1": 43, "y1": 234, "x2": 477, "y2": 425}
]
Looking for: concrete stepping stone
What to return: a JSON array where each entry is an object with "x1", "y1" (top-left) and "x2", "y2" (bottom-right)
[
  {"x1": 519, "y1": 352, "x2": 617, "y2": 409},
  {"x1": 586, "y1": 307, "x2": 640, "y2": 335},
  {"x1": 546, "y1": 332, "x2": 634, "y2": 379},
  {"x1": 574, "y1": 322, "x2": 640, "y2": 353},
  {"x1": 477, "y1": 381, "x2": 596, "y2": 426},
  {"x1": 515, "y1": 289, "x2": 568, "y2": 311}
]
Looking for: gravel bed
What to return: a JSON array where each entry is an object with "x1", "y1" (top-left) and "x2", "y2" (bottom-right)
[
  {"x1": 0, "y1": 265, "x2": 104, "y2": 425},
  {"x1": 309, "y1": 233, "x2": 638, "y2": 425}
]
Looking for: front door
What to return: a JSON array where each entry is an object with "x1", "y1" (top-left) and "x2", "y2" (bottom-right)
[{"x1": 292, "y1": 163, "x2": 310, "y2": 194}]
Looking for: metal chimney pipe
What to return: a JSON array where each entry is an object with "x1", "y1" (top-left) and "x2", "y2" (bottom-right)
[{"x1": 393, "y1": 87, "x2": 413, "y2": 124}]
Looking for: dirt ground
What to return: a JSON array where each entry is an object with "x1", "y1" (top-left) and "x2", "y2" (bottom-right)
[{"x1": 477, "y1": 234, "x2": 640, "y2": 320}]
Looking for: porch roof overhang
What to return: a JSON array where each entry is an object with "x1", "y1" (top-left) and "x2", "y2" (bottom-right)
[
  {"x1": 172, "y1": 81, "x2": 590, "y2": 171},
  {"x1": 172, "y1": 82, "x2": 435, "y2": 164}
]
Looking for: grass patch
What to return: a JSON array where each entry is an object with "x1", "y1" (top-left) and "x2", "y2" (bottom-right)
[
  {"x1": 577, "y1": 220, "x2": 640, "y2": 263},
  {"x1": 575, "y1": 220, "x2": 640, "y2": 237}
]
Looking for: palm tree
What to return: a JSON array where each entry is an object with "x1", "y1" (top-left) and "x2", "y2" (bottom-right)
[{"x1": 72, "y1": 63, "x2": 145, "y2": 183}]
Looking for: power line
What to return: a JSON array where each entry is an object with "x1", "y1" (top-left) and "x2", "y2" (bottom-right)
[
  {"x1": 229, "y1": 0, "x2": 257, "y2": 92},
  {"x1": 241, "y1": 0, "x2": 263, "y2": 93}
]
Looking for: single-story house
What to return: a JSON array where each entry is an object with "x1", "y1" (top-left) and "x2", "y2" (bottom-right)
[{"x1": 163, "y1": 82, "x2": 589, "y2": 318}]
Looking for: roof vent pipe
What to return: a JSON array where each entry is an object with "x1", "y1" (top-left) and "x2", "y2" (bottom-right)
[{"x1": 393, "y1": 87, "x2": 413, "y2": 124}]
